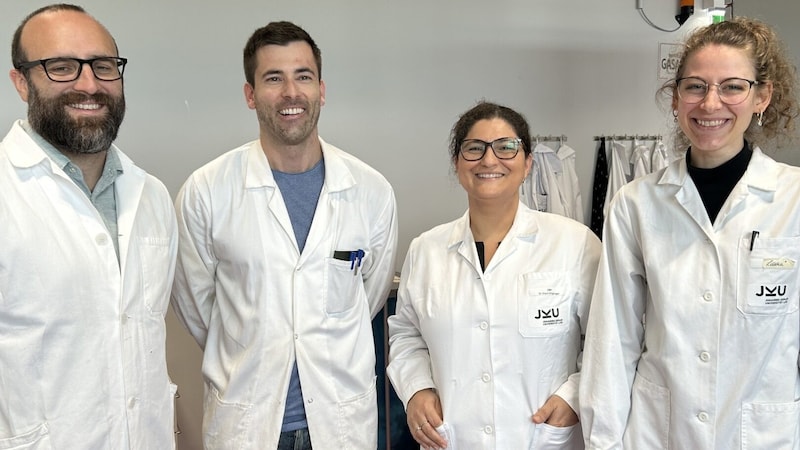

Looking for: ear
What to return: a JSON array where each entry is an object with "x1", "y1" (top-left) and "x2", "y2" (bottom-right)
[
  {"x1": 524, "y1": 153, "x2": 533, "y2": 179},
  {"x1": 243, "y1": 82, "x2": 256, "y2": 110},
  {"x1": 9, "y1": 69, "x2": 30, "y2": 102},
  {"x1": 755, "y1": 80, "x2": 773, "y2": 112},
  {"x1": 319, "y1": 79, "x2": 326, "y2": 107}
]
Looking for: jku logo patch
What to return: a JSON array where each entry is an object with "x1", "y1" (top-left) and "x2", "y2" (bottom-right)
[
  {"x1": 754, "y1": 285, "x2": 789, "y2": 305},
  {"x1": 531, "y1": 307, "x2": 564, "y2": 326}
]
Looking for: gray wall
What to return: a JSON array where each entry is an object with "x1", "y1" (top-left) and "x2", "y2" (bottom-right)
[{"x1": 2, "y1": 1, "x2": 797, "y2": 448}]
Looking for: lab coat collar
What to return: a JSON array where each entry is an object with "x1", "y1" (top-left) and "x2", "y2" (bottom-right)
[
  {"x1": 4, "y1": 119, "x2": 146, "y2": 275},
  {"x1": 244, "y1": 136, "x2": 357, "y2": 192},
  {"x1": 5, "y1": 120, "x2": 56, "y2": 169},
  {"x1": 658, "y1": 146, "x2": 777, "y2": 194},
  {"x1": 447, "y1": 202, "x2": 539, "y2": 270}
]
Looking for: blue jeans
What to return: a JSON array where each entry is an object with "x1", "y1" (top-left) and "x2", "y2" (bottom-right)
[{"x1": 277, "y1": 427, "x2": 312, "y2": 450}]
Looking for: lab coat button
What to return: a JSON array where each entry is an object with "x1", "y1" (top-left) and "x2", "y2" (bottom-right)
[
  {"x1": 307, "y1": 398, "x2": 314, "y2": 404},
  {"x1": 699, "y1": 351, "x2": 710, "y2": 362},
  {"x1": 96, "y1": 234, "x2": 109, "y2": 245},
  {"x1": 481, "y1": 373, "x2": 491, "y2": 382},
  {"x1": 698, "y1": 412, "x2": 709, "y2": 422},
  {"x1": 128, "y1": 397, "x2": 137, "y2": 409},
  {"x1": 483, "y1": 425, "x2": 493, "y2": 434},
  {"x1": 703, "y1": 292, "x2": 713, "y2": 302},
  {"x1": 479, "y1": 321, "x2": 488, "y2": 330},
  {"x1": 294, "y1": 334, "x2": 299, "y2": 339}
]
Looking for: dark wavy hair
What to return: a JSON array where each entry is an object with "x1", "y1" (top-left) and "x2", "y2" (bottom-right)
[{"x1": 449, "y1": 101, "x2": 532, "y2": 164}]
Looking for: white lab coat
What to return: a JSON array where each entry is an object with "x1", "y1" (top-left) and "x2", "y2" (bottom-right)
[
  {"x1": 0, "y1": 120, "x2": 178, "y2": 449},
  {"x1": 388, "y1": 204, "x2": 600, "y2": 449},
  {"x1": 171, "y1": 138, "x2": 398, "y2": 449},
  {"x1": 580, "y1": 148, "x2": 800, "y2": 450},
  {"x1": 523, "y1": 143, "x2": 583, "y2": 223}
]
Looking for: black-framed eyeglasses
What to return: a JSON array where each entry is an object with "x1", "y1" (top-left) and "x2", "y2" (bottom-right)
[
  {"x1": 675, "y1": 76, "x2": 759, "y2": 105},
  {"x1": 15, "y1": 57, "x2": 128, "y2": 82},
  {"x1": 459, "y1": 137, "x2": 523, "y2": 161}
]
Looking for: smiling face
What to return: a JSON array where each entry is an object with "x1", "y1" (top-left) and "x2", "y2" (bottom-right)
[
  {"x1": 674, "y1": 44, "x2": 772, "y2": 168},
  {"x1": 456, "y1": 118, "x2": 532, "y2": 206},
  {"x1": 10, "y1": 9, "x2": 125, "y2": 154},
  {"x1": 244, "y1": 41, "x2": 325, "y2": 149}
]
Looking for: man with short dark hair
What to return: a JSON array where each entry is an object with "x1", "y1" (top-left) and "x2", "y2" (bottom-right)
[
  {"x1": 1, "y1": 4, "x2": 178, "y2": 448},
  {"x1": 172, "y1": 20, "x2": 398, "y2": 449}
]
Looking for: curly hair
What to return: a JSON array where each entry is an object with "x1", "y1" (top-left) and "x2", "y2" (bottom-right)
[{"x1": 659, "y1": 17, "x2": 799, "y2": 150}]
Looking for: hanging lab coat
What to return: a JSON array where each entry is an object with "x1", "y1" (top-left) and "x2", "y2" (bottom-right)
[
  {"x1": 522, "y1": 143, "x2": 555, "y2": 212},
  {"x1": 629, "y1": 139, "x2": 652, "y2": 180},
  {"x1": 556, "y1": 144, "x2": 584, "y2": 223},
  {"x1": 649, "y1": 139, "x2": 673, "y2": 173},
  {"x1": 388, "y1": 204, "x2": 600, "y2": 449},
  {"x1": 580, "y1": 148, "x2": 800, "y2": 450},
  {"x1": 523, "y1": 143, "x2": 583, "y2": 223},
  {"x1": 0, "y1": 120, "x2": 178, "y2": 449},
  {"x1": 171, "y1": 138, "x2": 398, "y2": 449},
  {"x1": 603, "y1": 139, "x2": 631, "y2": 219}
]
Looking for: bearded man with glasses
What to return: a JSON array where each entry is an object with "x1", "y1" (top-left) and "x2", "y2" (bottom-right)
[{"x1": 0, "y1": 4, "x2": 178, "y2": 448}]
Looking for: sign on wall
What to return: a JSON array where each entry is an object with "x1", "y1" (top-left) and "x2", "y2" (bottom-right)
[{"x1": 658, "y1": 42, "x2": 682, "y2": 80}]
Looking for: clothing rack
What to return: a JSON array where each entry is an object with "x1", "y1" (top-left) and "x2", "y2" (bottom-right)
[
  {"x1": 533, "y1": 134, "x2": 567, "y2": 143},
  {"x1": 593, "y1": 134, "x2": 662, "y2": 141}
]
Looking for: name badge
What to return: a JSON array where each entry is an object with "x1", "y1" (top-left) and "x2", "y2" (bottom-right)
[{"x1": 762, "y1": 258, "x2": 796, "y2": 270}]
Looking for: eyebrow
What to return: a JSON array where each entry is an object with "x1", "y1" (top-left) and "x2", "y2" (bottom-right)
[{"x1": 263, "y1": 66, "x2": 316, "y2": 77}]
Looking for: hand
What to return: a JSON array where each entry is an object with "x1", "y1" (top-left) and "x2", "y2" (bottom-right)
[
  {"x1": 406, "y1": 389, "x2": 448, "y2": 449},
  {"x1": 531, "y1": 394, "x2": 578, "y2": 427}
]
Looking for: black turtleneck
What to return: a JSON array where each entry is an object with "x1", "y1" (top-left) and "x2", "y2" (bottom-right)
[{"x1": 686, "y1": 141, "x2": 752, "y2": 224}]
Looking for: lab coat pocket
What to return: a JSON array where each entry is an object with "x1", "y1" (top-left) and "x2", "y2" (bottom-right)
[
  {"x1": 530, "y1": 422, "x2": 579, "y2": 450},
  {"x1": 518, "y1": 272, "x2": 571, "y2": 337},
  {"x1": 738, "y1": 236, "x2": 800, "y2": 316},
  {"x1": 202, "y1": 386, "x2": 253, "y2": 450},
  {"x1": 337, "y1": 377, "x2": 378, "y2": 449},
  {"x1": 741, "y1": 400, "x2": 800, "y2": 449},
  {"x1": 435, "y1": 423, "x2": 458, "y2": 450},
  {"x1": 138, "y1": 236, "x2": 172, "y2": 314},
  {"x1": 0, "y1": 423, "x2": 52, "y2": 449},
  {"x1": 324, "y1": 256, "x2": 364, "y2": 315},
  {"x1": 624, "y1": 373, "x2": 670, "y2": 449}
]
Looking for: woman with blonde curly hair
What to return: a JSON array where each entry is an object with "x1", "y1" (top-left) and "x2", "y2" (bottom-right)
[{"x1": 580, "y1": 17, "x2": 800, "y2": 449}]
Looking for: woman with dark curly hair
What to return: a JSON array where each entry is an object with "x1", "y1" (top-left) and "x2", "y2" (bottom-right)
[
  {"x1": 389, "y1": 101, "x2": 600, "y2": 449},
  {"x1": 580, "y1": 17, "x2": 800, "y2": 449}
]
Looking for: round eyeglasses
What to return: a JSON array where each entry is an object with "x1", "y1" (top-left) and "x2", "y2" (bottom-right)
[
  {"x1": 15, "y1": 57, "x2": 127, "y2": 82},
  {"x1": 459, "y1": 137, "x2": 523, "y2": 161},
  {"x1": 676, "y1": 76, "x2": 759, "y2": 105}
]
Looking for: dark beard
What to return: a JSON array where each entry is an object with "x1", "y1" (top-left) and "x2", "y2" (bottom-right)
[{"x1": 27, "y1": 84, "x2": 126, "y2": 154}]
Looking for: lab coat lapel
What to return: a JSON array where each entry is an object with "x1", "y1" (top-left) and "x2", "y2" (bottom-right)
[
  {"x1": 6, "y1": 122, "x2": 107, "y2": 242},
  {"x1": 662, "y1": 158, "x2": 713, "y2": 235},
  {"x1": 715, "y1": 148, "x2": 778, "y2": 227},
  {"x1": 450, "y1": 210, "x2": 485, "y2": 277},
  {"x1": 299, "y1": 141, "x2": 356, "y2": 262},
  {"x1": 114, "y1": 148, "x2": 145, "y2": 278},
  {"x1": 246, "y1": 143, "x2": 297, "y2": 251}
]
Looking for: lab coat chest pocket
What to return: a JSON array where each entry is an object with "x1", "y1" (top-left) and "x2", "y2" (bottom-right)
[
  {"x1": 518, "y1": 272, "x2": 571, "y2": 337},
  {"x1": 738, "y1": 236, "x2": 800, "y2": 315},
  {"x1": 324, "y1": 253, "x2": 367, "y2": 315},
  {"x1": 138, "y1": 237, "x2": 172, "y2": 314}
]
